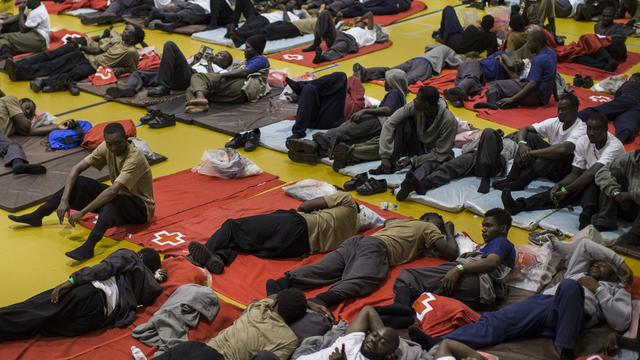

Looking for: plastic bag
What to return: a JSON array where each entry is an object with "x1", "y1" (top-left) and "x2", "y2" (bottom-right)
[
  {"x1": 487, "y1": 6, "x2": 510, "y2": 39},
  {"x1": 269, "y1": 69, "x2": 289, "y2": 88},
  {"x1": 192, "y1": 148, "x2": 262, "y2": 179},
  {"x1": 130, "y1": 138, "x2": 154, "y2": 158},
  {"x1": 357, "y1": 205, "x2": 385, "y2": 231},
  {"x1": 456, "y1": 233, "x2": 480, "y2": 255},
  {"x1": 461, "y1": 9, "x2": 480, "y2": 28},
  {"x1": 283, "y1": 179, "x2": 336, "y2": 200},
  {"x1": 507, "y1": 242, "x2": 557, "y2": 292}
]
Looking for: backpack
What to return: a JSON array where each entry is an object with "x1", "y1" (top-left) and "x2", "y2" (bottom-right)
[{"x1": 48, "y1": 120, "x2": 93, "y2": 150}]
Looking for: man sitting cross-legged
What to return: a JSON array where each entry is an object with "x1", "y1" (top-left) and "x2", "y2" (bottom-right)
[
  {"x1": 187, "y1": 191, "x2": 360, "y2": 274},
  {"x1": 0, "y1": 0, "x2": 50, "y2": 59},
  {"x1": 409, "y1": 237, "x2": 633, "y2": 360},
  {"x1": 265, "y1": 213, "x2": 460, "y2": 308},
  {"x1": 375, "y1": 208, "x2": 515, "y2": 328},
  {"x1": 9, "y1": 122, "x2": 155, "y2": 261},
  {"x1": 0, "y1": 248, "x2": 165, "y2": 341}
]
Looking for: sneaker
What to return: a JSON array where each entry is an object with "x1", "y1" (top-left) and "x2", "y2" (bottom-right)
[
  {"x1": 582, "y1": 76, "x2": 594, "y2": 89},
  {"x1": 343, "y1": 172, "x2": 368, "y2": 191},
  {"x1": 225, "y1": 133, "x2": 248, "y2": 148},
  {"x1": 286, "y1": 137, "x2": 317, "y2": 153},
  {"x1": 140, "y1": 110, "x2": 160, "y2": 125},
  {"x1": 68, "y1": 82, "x2": 80, "y2": 96},
  {"x1": 148, "y1": 113, "x2": 176, "y2": 129},
  {"x1": 573, "y1": 74, "x2": 584, "y2": 87},
  {"x1": 356, "y1": 178, "x2": 388, "y2": 196},
  {"x1": 244, "y1": 129, "x2": 261, "y2": 152},
  {"x1": 331, "y1": 142, "x2": 351, "y2": 171}
]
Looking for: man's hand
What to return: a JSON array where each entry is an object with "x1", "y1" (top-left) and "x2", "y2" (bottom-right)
[
  {"x1": 155, "y1": 268, "x2": 168, "y2": 282},
  {"x1": 57, "y1": 119, "x2": 77, "y2": 130},
  {"x1": 68, "y1": 213, "x2": 82, "y2": 227},
  {"x1": 51, "y1": 281, "x2": 73, "y2": 303},
  {"x1": 329, "y1": 344, "x2": 346, "y2": 360},
  {"x1": 549, "y1": 186, "x2": 567, "y2": 207},
  {"x1": 350, "y1": 109, "x2": 368, "y2": 123},
  {"x1": 308, "y1": 300, "x2": 335, "y2": 323},
  {"x1": 497, "y1": 97, "x2": 515, "y2": 108},
  {"x1": 441, "y1": 267, "x2": 461, "y2": 293},
  {"x1": 577, "y1": 276, "x2": 600, "y2": 293},
  {"x1": 56, "y1": 202, "x2": 70, "y2": 224},
  {"x1": 102, "y1": 28, "x2": 111, "y2": 38},
  {"x1": 618, "y1": 262, "x2": 634, "y2": 286}
]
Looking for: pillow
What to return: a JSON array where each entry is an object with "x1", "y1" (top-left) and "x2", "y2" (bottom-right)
[
  {"x1": 283, "y1": 179, "x2": 337, "y2": 201},
  {"x1": 357, "y1": 205, "x2": 385, "y2": 231},
  {"x1": 81, "y1": 119, "x2": 137, "y2": 150}
]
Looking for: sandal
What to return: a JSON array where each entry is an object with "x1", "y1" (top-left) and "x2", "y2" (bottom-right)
[
  {"x1": 356, "y1": 178, "x2": 387, "y2": 196},
  {"x1": 187, "y1": 98, "x2": 209, "y2": 106}
]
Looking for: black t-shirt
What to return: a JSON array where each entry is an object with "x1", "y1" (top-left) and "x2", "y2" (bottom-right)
[{"x1": 448, "y1": 26, "x2": 498, "y2": 55}]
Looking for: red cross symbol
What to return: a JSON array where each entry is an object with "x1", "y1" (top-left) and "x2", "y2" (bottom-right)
[{"x1": 152, "y1": 231, "x2": 187, "y2": 246}]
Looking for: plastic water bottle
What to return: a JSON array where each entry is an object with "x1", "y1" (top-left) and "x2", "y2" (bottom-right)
[
  {"x1": 131, "y1": 346, "x2": 147, "y2": 360},
  {"x1": 379, "y1": 202, "x2": 398, "y2": 211}
]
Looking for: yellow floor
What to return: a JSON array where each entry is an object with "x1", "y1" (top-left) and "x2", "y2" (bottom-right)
[{"x1": 1, "y1": 1, "x2": 640, "y2": 310}]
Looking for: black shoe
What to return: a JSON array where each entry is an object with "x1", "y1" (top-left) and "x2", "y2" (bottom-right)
[
  {"x1": 148, "y1": 113, "x2": 176, "y2": 129},
  {"x1": 68, "y1": 83, "x2": 80, "y2": 96},
  {"x1": 244, "y1": 129, "x2": 260, "y2": 152},
  {"x1": 154, "y1": 21, "x2": 175, "y2": 33},
  {"x1": 106, "y1": 87, "x2": 137, "y2": 99},
  {"x1": 501, "y1": 190, "x2": 524, "y2": 215},
  {"x1": 188, "y1": 241, "x2": 224, "y2": 274},
  {"x1": 4, "y1": 59, "x2": 17, "y2": 81},
  {"x1": 396, "y1": 173, "x2": 417, "y2": 201},
  {"x1": 301, "y1": 45, "x2": 317, "y2": 52},
  {"x1": 148, "y1": 85, "x2": 170, "y2": 97},
  {"x1": 444, "y1": 88, "x2": 464, "y2": 108},
  {"x1": 225, "y1": 133, "x2": 248, "y2": 148},
  {"x1": 353, "y1": 63, "x2": 367, "y2": 81},
  {"x1": 42, "y1": 83, "x2": 67, "y2": 93},
  {"x1": 30, "y1": 79, "x2": 44, "y2": 93},
  {"x1": 357, "y1": 178, "x2": 388, "y2": 196},
  {"x1": 288, "y1": 151, "x2": 319, "y2": 164},
  {"x1": 332, "y1": 142, "x2": 351, "y2": 171},
  {"x1": 582, "y1": 76, "x2": 593, "y2": 88},
  {"x1": 573, "y1": 74, "x2": 584, "y2": 87},
  {"x1": 140, "y1": 110, "x2": 161, "y2": 125},
  {"x1": 343, "y1": 172, "x2": 368, "y2": 191},
  {"x1": 286, "y1": 137, "x2": 317, "y2": 153}
]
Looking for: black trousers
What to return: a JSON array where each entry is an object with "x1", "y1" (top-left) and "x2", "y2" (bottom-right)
[
  {"x1": 0, "y1": 131, "x2": 27, "y2": 166},
  {"x1": 210, "y1": 0, "x2": 259, "y2": 27},
  {"x1": 505, "y1": 132, "x2": 574, "y2": 187},
  {"x1": 574, "y1": 48, "x2": 619, "y2": 71},
  {"x1": 34, "y1": 176, "x2": 148, "y2": 249},
  {"x1": 152, "y1": 2, "x2": 209, "y2": 26},
  {"x1": 0, "y1": 283, "x2": 107, "y2": 341},
  {"x1": 292, "y1": 72, "x2": 348, "y2": 137},
  {"x1": 578, "y1": 96, "x2": 640, "y2": 143},
  {"x1": 514, "y1": 181, "x2": 600, "y2": 221},
  {"x1": 205, "y1": 210, "x2": 310, "y2": 266},
  {"x1": 13, "y1": 44, "x2": 95, "y2": 85},
  {"x1": 124, "y1": 41, "x2": 193, "y2": 91},
  {"x1": 310, "y1": 10, "x2": 337, "y2": 49},
  {"x1": 236, "y1": 20, "x2": 302, "y2": 44},
  {"x1": 593, "y1": 181, "x2": 640, "y2": 236},
  {"x1": 155, "y1": 341, "x2": 280, "y2": 360},
  {"x1": 105, "y1": 0, "x2": 153, "y2": 16}
]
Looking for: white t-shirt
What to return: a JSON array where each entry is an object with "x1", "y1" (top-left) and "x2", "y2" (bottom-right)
[
  {"x1": 532, "y1": 117, "x2": 587, "y2": 145},
  {"x1": 345, "y1": 27, "x2": 377, "y2": 48},
  {"x1": 25, "y1": 4, "x2": 50, "y2": 47},
  {"x1": 297, "y1": 332, "x2": 369, "y2": 360},
  {"x1": 92, "y1": 276, "x2": 119, "y2": 317},
  {"x1": 189, "y1": 0, "x2": 211, "y2": 13},
  {"x1": 572, "y1": 132, "x2": 624, "y2": 170},
  {"x1": 262, "y1": 11, "x2": 300, "y2": 23}
]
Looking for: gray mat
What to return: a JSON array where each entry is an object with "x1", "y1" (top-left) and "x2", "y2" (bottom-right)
[
  {"x1": 539, "y1": 206, "x2": 633, "y2": 244},
  {"x1": 191, "y1": 27, "x2": 315, "y2": 54},
  {"x1": 76, "y1": 80, "x2": 185, "y2": 107}
]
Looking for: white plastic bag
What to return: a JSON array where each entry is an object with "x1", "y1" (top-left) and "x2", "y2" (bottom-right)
[
  {"x1": 357, "y1": 205, "x2": 385, "y2": 231},
  {"x1": 192, "y1": 148, "x2": 262, "y2": 179},
  {"x1": 283, "y1": 179, "x2": 337, "y2": 200},
  {"x1": 507, "y1": 242, "x2": 556, "y2": 292},
  {"x1": 130, "y1": 138, "x2": 154, "y2": 158}
]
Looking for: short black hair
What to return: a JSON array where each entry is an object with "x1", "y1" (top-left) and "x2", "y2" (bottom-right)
[
  {"x1": 587, "y1": 112, "x2": 608, "y2": 127},
  {"x1": 559, "y1": 92, "x2": 579, "y2": 110},
  {"x1": 481, "y1": 15, "x2": 494, "y2": 32},
  {"x1": 528, "y1": 30, "x2": 547, "y2": 47},
  {"x1": 19, "y1": 98, "x2": 35, "y2": 107},
  {"x1": 139, "y1": 248, "x2": 161, "y2": 272},
  {"x1": 104, "y1": 122, "x2": 127, "y2": 139},
  {"x1": 276, "y1": 288, "x2": 308, "y2": 324},
  {"x1": 130, "y1": 25, "x2": 146, "y2": 45},
  {"x1": 416, "y1": 86, "x2": 440, "y2": 107},
  {"x1": 420, "y1": 212, "x2": 444, "y2": 232},
  {"x1": 509, "y1": 13, "x2": 525, "y2": 32},
  {"x1": 485, "y1": 208, "x2": 512, "y2": 229}
]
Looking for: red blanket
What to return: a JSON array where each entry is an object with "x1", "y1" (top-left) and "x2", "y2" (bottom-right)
[
  {"x1": 0, "y1": 257, "x2": 243, "y2": 360},
  {"x1": 78, "y1": 170, "x2": 283, "y2": 246},
  {"x1": 343, "y1": 0, "x2": 427, "y2": 26},
  {"x1": 268, "y1": 41, "x2": 392, "y2": 68},
  {"x1": 556, "y1": 34, "x2": 613, "y2": 62},
  {"x1": 370, "y1": 69, "x2": 458, "y2": 94},
  {"x1": 557, "y1": 51, "x2": 640, "y2": 80},
  {"x1": 43, "y1": 0, "x2": 108, "y2": 14}
]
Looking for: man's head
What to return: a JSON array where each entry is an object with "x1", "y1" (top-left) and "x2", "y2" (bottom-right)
[
  {"x1": 420, "y1": 212, "x2": 445, "y2": 233},
  {"x1": 588, "y1": 260, "x2": 619, "y2": 282},
  {"x1": 586, "y1": 112, "x2": 609, "y2": 145},
  {"x1": 245, "y1": 35, "x2": 267, "y2": 60},
  {"x1": 361, "y1": 327, "x2": 400, "y2": 360},
  {"x1": 138, "y1": 248, "x2": 161, "y2": 272},
  {"x1": 557, "y1": 92, "x2": 579, "y2": 124},
  {"x1": 19, "y1": 98, "x2": 36, "y2": 120},
  {"x1": 600, "y1": 7, "x2": 615, "y2": 27},
  {"x1": 414, "y1": 86, "x2": 440, "y2": 116},
  {"x1": 527, "y1": 30, "x2": 547, "y2": 54},
  {"x1": 630, "y1": 72, "x2": 640, "y2": 83},
  {"x1": 482, "y1": 208, "x2": 511, "y2": 242},
  {"x1": 26, "y1": 0, "x2": 41, "y2": 9},
  {"x1": 104, "y1": 122, "x2": 129, "y2": 156},
  {"x1": 481, "y1": 15, "x2": 495, "y2": 32},
  {"x1": 509, "y1": 13, "x2": 525, "y2": 32},
  {"x1": 213, "y1": 50, "x2": 233, "y2": 69},
  {"x1": 274, "y1": 288, "x2": 308, "y2": 324},
  {"x1": 122, "y1": 24, "x2": 145, "y2": 46}
]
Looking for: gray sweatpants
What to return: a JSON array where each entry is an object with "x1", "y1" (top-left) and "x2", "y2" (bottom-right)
[
  {"x1": 287, "y1": 236, "x2": 390, "y2": 305},
  {"x1": 455, "y1": 59, "x2": 484, "y2": 98},
  {"x1": 0, "y1": 132, "x2": 26, "y2": 166},
  {"x1": 486, "y1": 79, "x2": 543, "y2": 107},
  {"x1": 312, "y1": 116, "x2": 382, "y2": 155},
  {"x1": 395, "y1": 262, "x2": 483, "y2": 310}
]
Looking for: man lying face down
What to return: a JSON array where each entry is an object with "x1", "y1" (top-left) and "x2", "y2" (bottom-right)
[{"x1": 0, "y1": 248, "x2": 165, "y2": 341}]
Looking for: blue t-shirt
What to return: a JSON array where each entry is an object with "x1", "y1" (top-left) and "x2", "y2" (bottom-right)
[
  {"x1": 480, "y1": 236, "x2": 516, "y2": 268},
  {"x1": 244, "y1": 55, "x2": 270, "y2": 73},
  {"x1": 526, "y1": 47, "x2": 557, "y2": 105},
  {"x1": 380, "y1": 88, "x2": 406, "y2": 114},
  {"x1": 480, "y1": 51, "x2": 508, "y2": 83}
]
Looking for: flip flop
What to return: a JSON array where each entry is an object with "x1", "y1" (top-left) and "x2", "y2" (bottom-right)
[{"x1": 187, "y1": 98, "x2": 209, "y2": 106}]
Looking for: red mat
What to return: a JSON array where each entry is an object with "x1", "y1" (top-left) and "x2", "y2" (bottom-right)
[
  {"x1": 557, "y1": 52, "x2": 640, "y2": 80},
  {"x1": 78, "y1": 170, "x2": 283, "y2": 247},
  {"x1": 268, "y1": 41, "x2": 392, "y2": 68},
  {"x1": 43, "y1": 0, "x2": 108, "y2": 14},
  {"x1": 0, "y1": 257, "x2": 243, "y2": 360},
  {"x1": 345, "y1": 0, "x2": 427, "y2": 26},
  {"x1": 370, "y1": 69, "x2": 458, "y2": 94}
]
